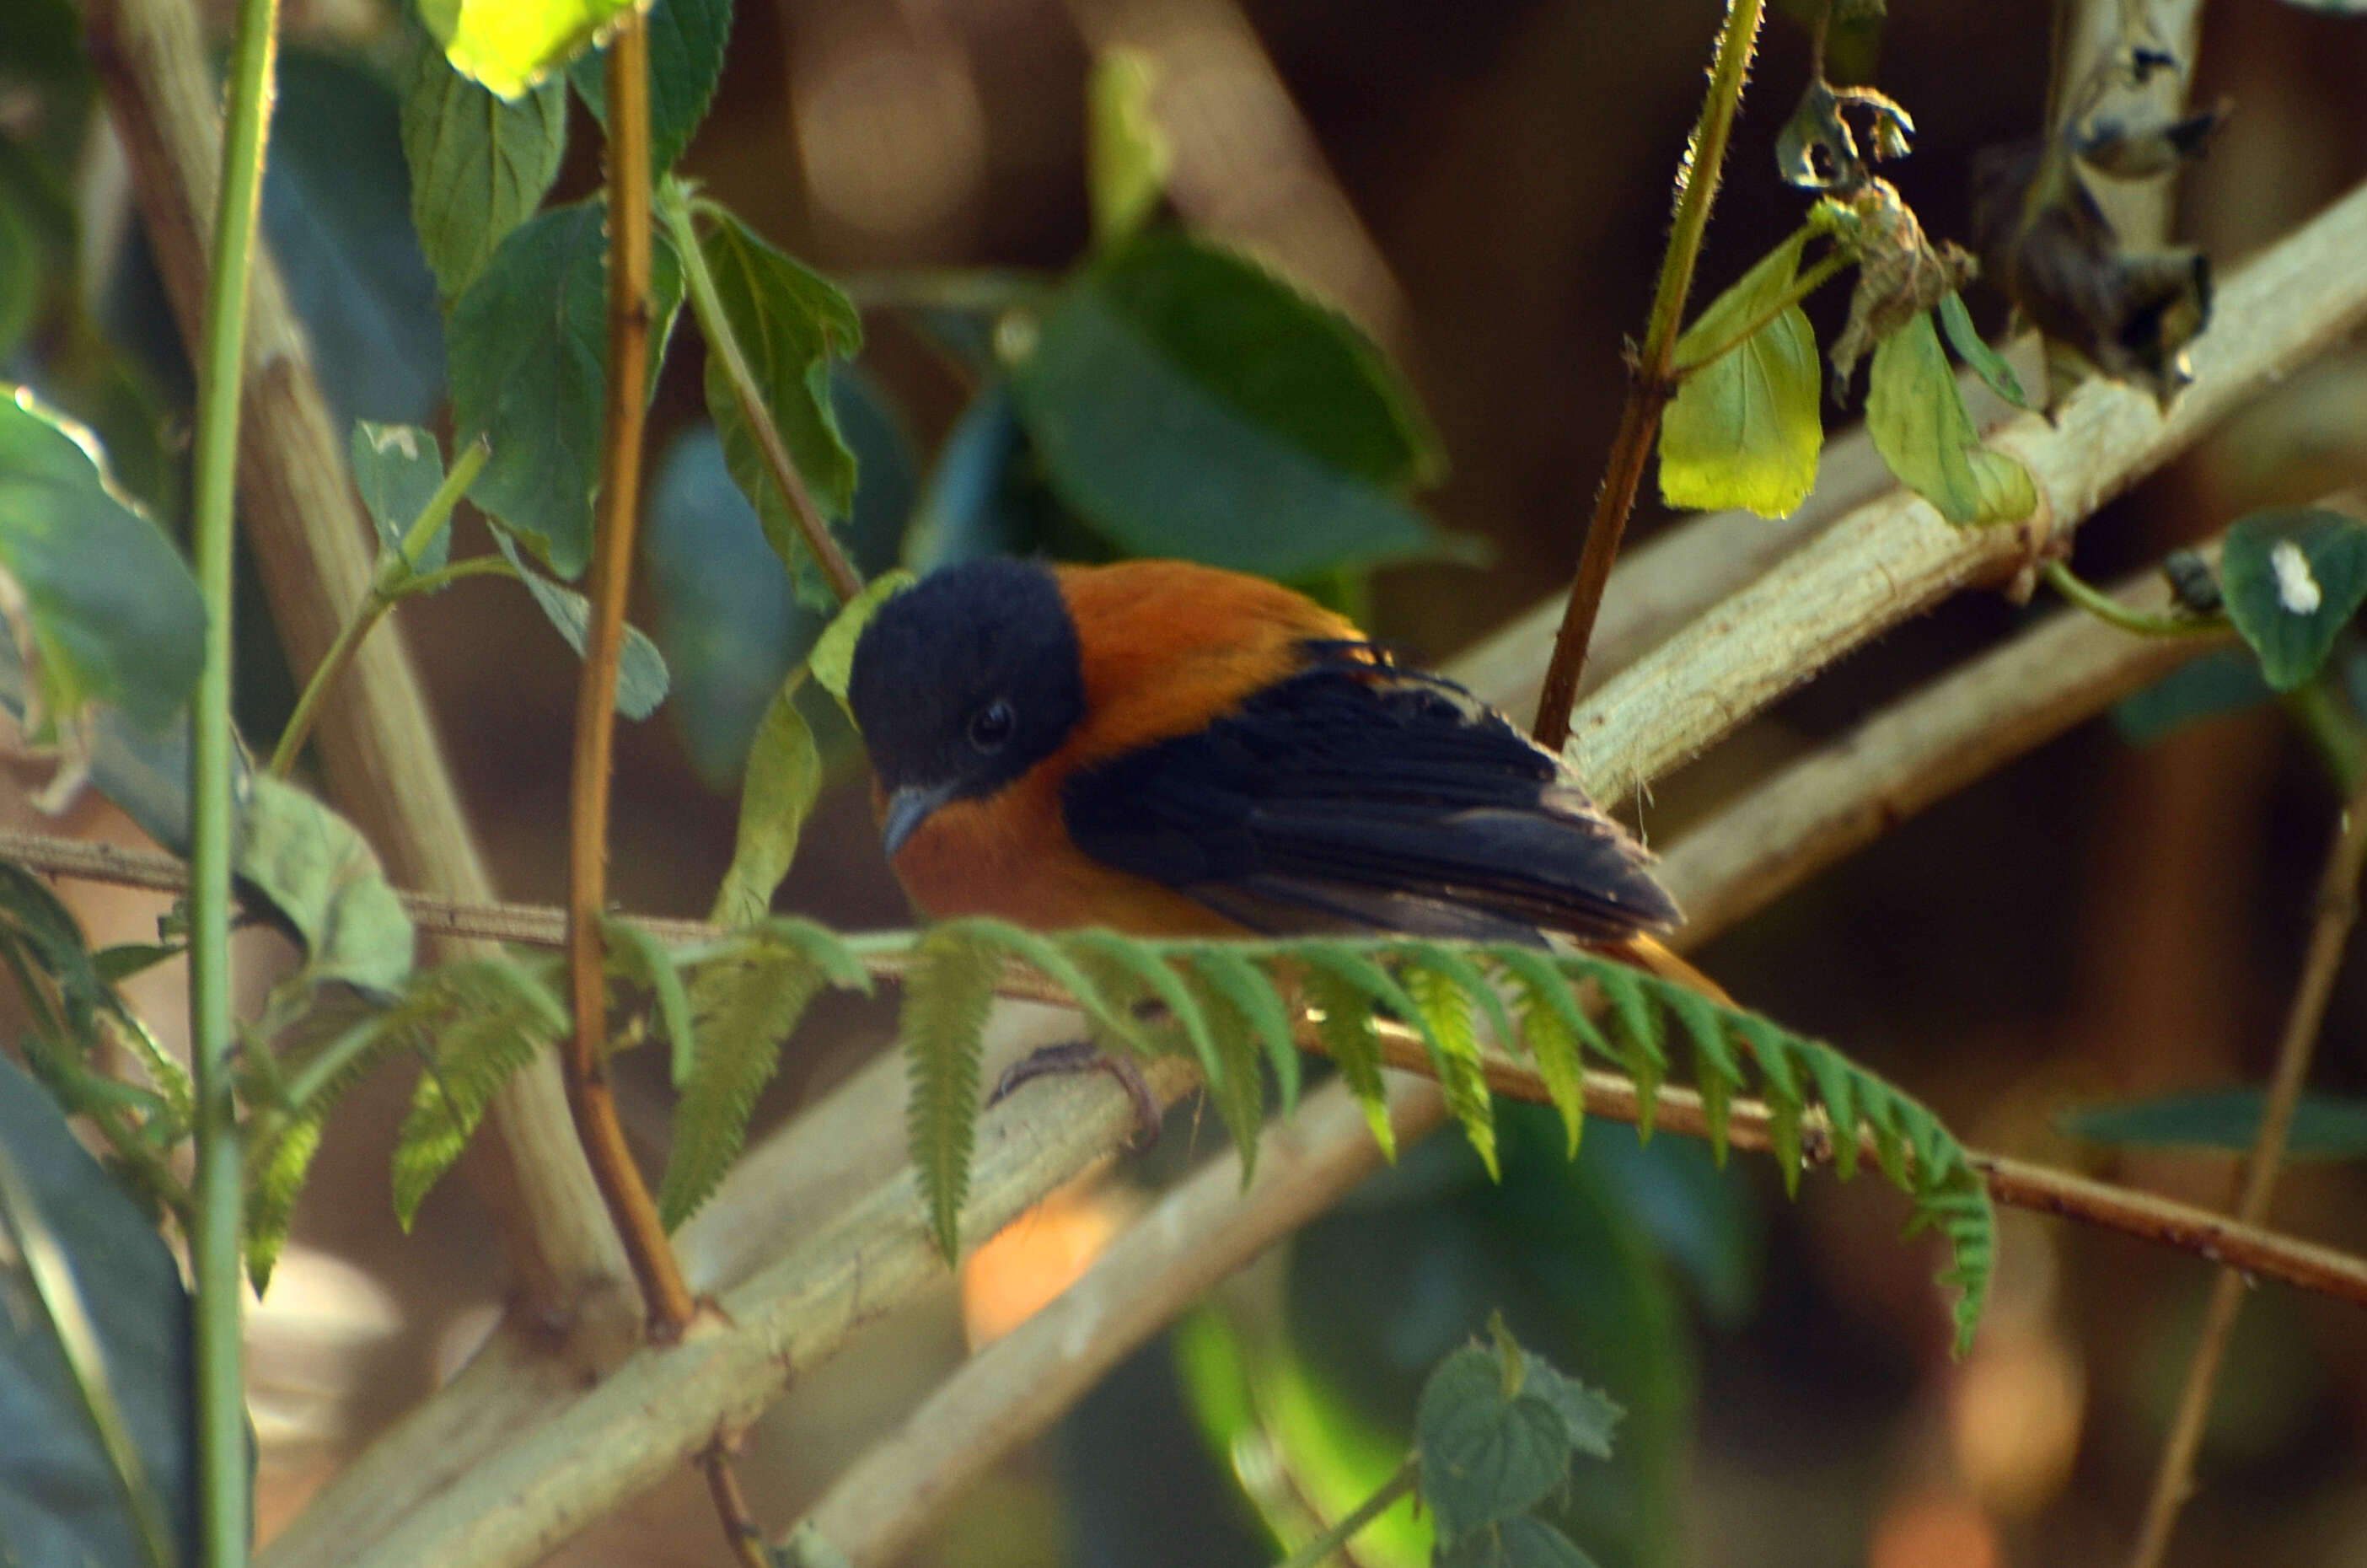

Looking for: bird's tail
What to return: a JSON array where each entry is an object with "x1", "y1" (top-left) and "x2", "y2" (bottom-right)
[{"x1": 1602, "y1": 935, "x2": 1732, "y2": 1006}]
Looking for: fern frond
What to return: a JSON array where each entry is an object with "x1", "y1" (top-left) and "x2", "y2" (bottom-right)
[
  {"x1": 1488, "y1": 948, "x2": 1588, "y2": 1157},
  {"x1": 1183, "y1": 961, "x2": 1273, "y2": 1179},
  {"x1": 658, "y1": 940, "x2": 828, "y2": 1230},
  {"x1": 902, "y1": 925, "x2": 1006, "y2": 1263},
  {"x1": 1302, "y1": 964, "x2": 1394, "y2": 1160},
  {"x1": 244, "y1": 1114, "x2": 321, "y2": 1292},
  {"x1": 602, "y1": 914, "x2": 697, "y2": 1084},
  {"x1": 1396, "y1": 953, "x2": 1500, "y2": 1180},
  {"x1": 1184, "y1": 947, "x2": 1300, "y2": 1114},
  {"x1": 1584, "y1": 963, "x2": 1667, "y2": 1140},
  {"x1": 389, "y1": 959, "x2": 566, "y2": 1228},
  {"x1": 1061, "y1": 928, "x2": 1216, "y2": 1077}
]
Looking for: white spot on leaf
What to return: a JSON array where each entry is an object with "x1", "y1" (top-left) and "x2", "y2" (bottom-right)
[{"x1": 2271, "y1": 539, "x2": 2322, "y2": 615}]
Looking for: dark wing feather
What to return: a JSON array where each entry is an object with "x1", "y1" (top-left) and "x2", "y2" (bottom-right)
[{"x1": 1060, "y1": 656, "x2": 1680, "y2": 942}]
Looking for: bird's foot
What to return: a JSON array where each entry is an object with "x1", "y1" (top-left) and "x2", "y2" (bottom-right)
[{"x1": 989, "y1": 1041, "x2": 1162, "y2": 1150}]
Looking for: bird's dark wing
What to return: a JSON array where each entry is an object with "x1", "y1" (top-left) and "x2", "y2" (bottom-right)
[{"x1": 1059, "y1": 656, "x2": 1680, "y2": 943}]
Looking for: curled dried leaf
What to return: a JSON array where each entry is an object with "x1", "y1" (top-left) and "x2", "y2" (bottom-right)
[
  {"x1": 1776, "y1": 78, "x2": 1914, "y2": 192},
  {"x1": 1819, "y1": 181, "x2": 1976, "y2": 396},
  {"x1": 1970, "y1": 136, "x2": 2210, "y2": 405}
]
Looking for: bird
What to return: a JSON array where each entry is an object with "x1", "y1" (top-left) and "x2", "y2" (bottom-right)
[{"x1": 845, "y1": 556, "x2": 1683, "y2": 958}]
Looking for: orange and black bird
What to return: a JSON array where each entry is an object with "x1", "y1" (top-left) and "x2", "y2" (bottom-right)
[{"x1": 845, "y1": 556, "x2": 1683, "y2": 953}]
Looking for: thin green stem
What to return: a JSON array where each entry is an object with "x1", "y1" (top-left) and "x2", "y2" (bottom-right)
[
  {"x1": 389, "y1": 555, "x2": 519, "y2": 597},
  {"x1": 1532, "y1": 0, "x2": 1769, "y2": 751},
  {"x1": 2284, "y1": 671, "x2": 2367, "y2": 794},
  {"x1": 2042, "y1": 560, "x2": 2228, "y2": 639},
  {"x1": 663, "y1": 177, "x2": 864, "y2": 605},
  {"x1": 187, "y1": 0, "x2": 278, "y2": 1555},
  {"x1": 1672, "y1": 246, "x2": 1851, "y2": 377},
  {"x1": 269, "y1": 438, "x2": 488, "y2": 777},
  {"x1": 1275, "y1": 1456, "x2": 1420, "y2": 1568}
]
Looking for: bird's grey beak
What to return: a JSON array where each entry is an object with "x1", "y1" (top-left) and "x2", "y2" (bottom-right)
[{"x1": 881, "y1": 781, "x2": 961, "y2": 860}]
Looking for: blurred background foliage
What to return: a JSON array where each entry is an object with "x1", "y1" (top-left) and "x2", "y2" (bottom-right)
[{"x1": 6, "y1": 0, "x2": 2367, "y2": 1564}]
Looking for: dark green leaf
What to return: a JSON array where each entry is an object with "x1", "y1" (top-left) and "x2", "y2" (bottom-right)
[
  {"x1": 0, "y1": 168, "x2": 42, "y2": 363},
  {"x1": 1007, "y1": 233, "x2": 1463, "y2": 579},
  {"x1": 2218, "y1": 507, "x2": 2367, "y2": 691},
  {"x1": 352, "y1": 421, "x2": 452, "y2": 572},
  {"x1": 422, "y1": 0, "x2": 636, "y2": 99},
  {"x1": 1416, "y1": 1345, "x2": 1573, "y2": 1543},
  {"x1": 1519, "y1": 1354, "x2": 1622, "y2": 1459},
  {"x1": 1436, "y1": 1517, "x2": 1603, "y2": 1568},
  {"x1": 0, "y1": 389, "x2": 206, "y2": 738},
  {"x1": 0, "y1": 1055, "x2": 197, "y2": 1568},
  {"x1": 236, "y1": 775, "x2": 417, "y2": 998},
  {"x1": 1662, "y1": 231, "x2": 1822, "y2": 518},
  {"x1": 450, "y1": 201, "x2": 684, "y2": 577},
  {"x1": 266, "y1": 51, "x2": 448, "y2": 427},
  {"x1": 2112, "y1": 645, "x2": 2273, "y2": 744},
  {"x1": 1937, "y1": 290, "x2": 2033, "y2": 411},
  {"x1": 1866, "y1": 310, "x2": 2037, "y2": 526},
  {"x1": 2064, "y1": 1087, "x2": 2367, "y2": 1159},
  {"x1": 400, "y1": 33, "x2": 568, "y2": 302},
  {"x1": 490, "y1": 526, "x2": 673, "y2": 718},
  {"x1": 1086, "y1": 47, "x2": 1170, "y2": 246},
  {"x1": 698, "y1": 209, "x2": 866, "y2": 611},
  {"x1": 709, "y1": 679, "x2": 821, "y2": 927},
  {"x1": 903, "y1": 925, "x2": 1004, "y2": 1262},
  {"x1": 571, "y1": 0, "x2": 733, "y2": 174}
]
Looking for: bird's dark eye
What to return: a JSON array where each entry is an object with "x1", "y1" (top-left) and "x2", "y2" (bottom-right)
[{"x1": 968, "y1": 700, "x2": 1016, "y2": 754}]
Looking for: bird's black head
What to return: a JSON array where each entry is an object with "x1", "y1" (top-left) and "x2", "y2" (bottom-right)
[{"x1": 847, "y1": 558, "x2": 1087, "y2": 856}]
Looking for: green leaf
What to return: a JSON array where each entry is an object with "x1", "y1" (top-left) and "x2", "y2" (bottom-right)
[
  {"x1": 901, "y1": 925, "x2": 1005, "y2": 1262},
  {"x1": 2064, "y1": 1087, "x2": 2367, "y2": 1160},
  {"x1": 1661, "y1": 232, "x2": 1823, "y2": 518},
  {"x1": 1937, "y1": 290, "x2": 2033, "y2": 411},
  {"x1": 1302, "y1": 963, "x2": 1395, "y2": 1159},
  {"x1": 243, "y1": 1114, "x2": 321, "y2": 1291},
  {"x1": 1007, "y1": 232, "x2": 1463, "y2": 579},
  {"x1": 1520, "y1": 1354, "x2": 1622, "y2": 1460},
  {"x1": 1062, "y1": 930, "x2": 1220, "y2": 1079},
  {"x1": 710, "y1": 678, "x2": 821, "y2": 927},
  {"x1": 352, "y1": 421, "x2": 452, "y2": 572},
  {"x1": 1416, "y1": 1345, "x2": 1575, "y2": 1543},
  {"x1": 0, "y1": 1054, "x2": 199, "y2": 1568},
  {"x1": 698, "y1": 209, "x2": 866, "y2": 612},
  {"x1": 399, "y1": 34, "x2": 567, "y2": 301},
  {"x1": 1399, "y1": 950, "x2": 1507, "y2": 1179},
  {"x1": 1435, "y1": 1517, "x2": 1603, "y2": 1568},
  {"x1": 601, "y1": 914, "x2": 695, "y2": 1078},
  {"x1": 2219, "y1": 507, "x2": 2367, "y2": 691},
  {"x1": 570, "y1": 0, "x2": 733, "y2": 174},
  {"x1": 1086, "y1": 47, "x2": 1170, "y2": 246},
  {"x1": 1186, "y1": 946, "x2": 1299, "y2": 1114},
  {"x1": 0, "y1": 389, "x2": 206, "y2": 739},
  {"x1": 420, "y1": 0, "x2": 636, "y2": 99},
  {"x1": 2112, "y1": 646, "x2": 2273, "y2": 744},
  {"x1": 1194, "y1": 979, "x2": 1271, "y2": 1179},
  {"x1": 389, "y1": 959, "x2": 567, "y2": 1227},
  {"x1": 1866, "y1": 310, "x2": 2037, "y2": 526},
  {"x1": 659, "y1": 936, "x2": 829, "y2": 1227},
  {"x1": 489, "y1": 526, "x2": 672, "y2": 718},
  {"x1": 450, "y1": 201, "x2": 684, "y2": 577},
  {"x1": 0, "y1": 156, "x2": 44, "y2": 364},
  {"x1": 809, "y1": 568, "x2": 915, "y2": 716},
  {"x1": 235, "y1": 775, "x2": 416, "y2": 998}
]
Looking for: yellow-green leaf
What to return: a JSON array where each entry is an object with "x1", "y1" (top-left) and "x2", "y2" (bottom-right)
[
  {"x1": 710, "y1": 679, "x2": 821, "y2": 927},
  {"x1": 809, "y1": 568, "x2": 915, "y2": 719},
  {"x1": 1661, "y1": 233, "x2": 1824, "y2": 518},
  {"x1": 421, "y1": 0, "x2": 636, "y2": 100},
  {"x1": 1866, "y1": 310, "x2": 2037, "y2": 526},
  {"x1": 1087, "y1": 47, "x2": 1171, "y2": 247}
]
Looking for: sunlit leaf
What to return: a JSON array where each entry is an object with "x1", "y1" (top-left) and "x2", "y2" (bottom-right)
[
  {"x1": 1865, "y1": 311, "x2": 2037, "y2": 526},
  {"x1": 1662, "y1": 232, "x2": 1822, "y2": 519},
  {"x1": 1087, "y1": 47, "x2": 1170, "y2": 246},
  {"x1": 2218, "y1": 507, "x2": 2367, "y2": 691},
  {"x1": 419, "y1": 0, "x2": 636, "y2": 99}
]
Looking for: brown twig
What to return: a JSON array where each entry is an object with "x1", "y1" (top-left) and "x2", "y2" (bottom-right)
[
  {"x1": 566, "y1": 15, "x2": 696, "y2": 1340},
  {"x1": 700, "y1": 1443, "x2": 772, "y2": 1568},
  {"x1": 80, "y1": 0, "x2": 628, "y2": 1318},
  {"x1": 1530, "y1": 0, "x2": 1768, "y2": 751},
  {"x1": 2125, "y1": 761, "x2": 2367, "y2": 1567}
]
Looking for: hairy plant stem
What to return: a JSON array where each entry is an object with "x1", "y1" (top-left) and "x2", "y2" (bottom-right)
[
  {"x1": 2042, "y1": 558, "x2": 2225, "y2": 638},
  {"x1": 569, "y1": 17, "x2": 697, "y2": 1338},
  {"x1": 663, "y1": 179, "x2": 863, "y2": 605},
  {"x1": 2126, "y1": 760, "x2": 2367, "y2": 1568},
  {"x1": 1275, "y1": 1455, "x2": 1420, "y2": 1568},
  {"x1": 269, "y1": 438, "x2": 489, "y2": 776},
  {"x1": 185, "y1": 0, "x2": 276, "y2": 1554},
  {"x1": 1531, "y1": 0, "x2": 1768, "y2": 750}
]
